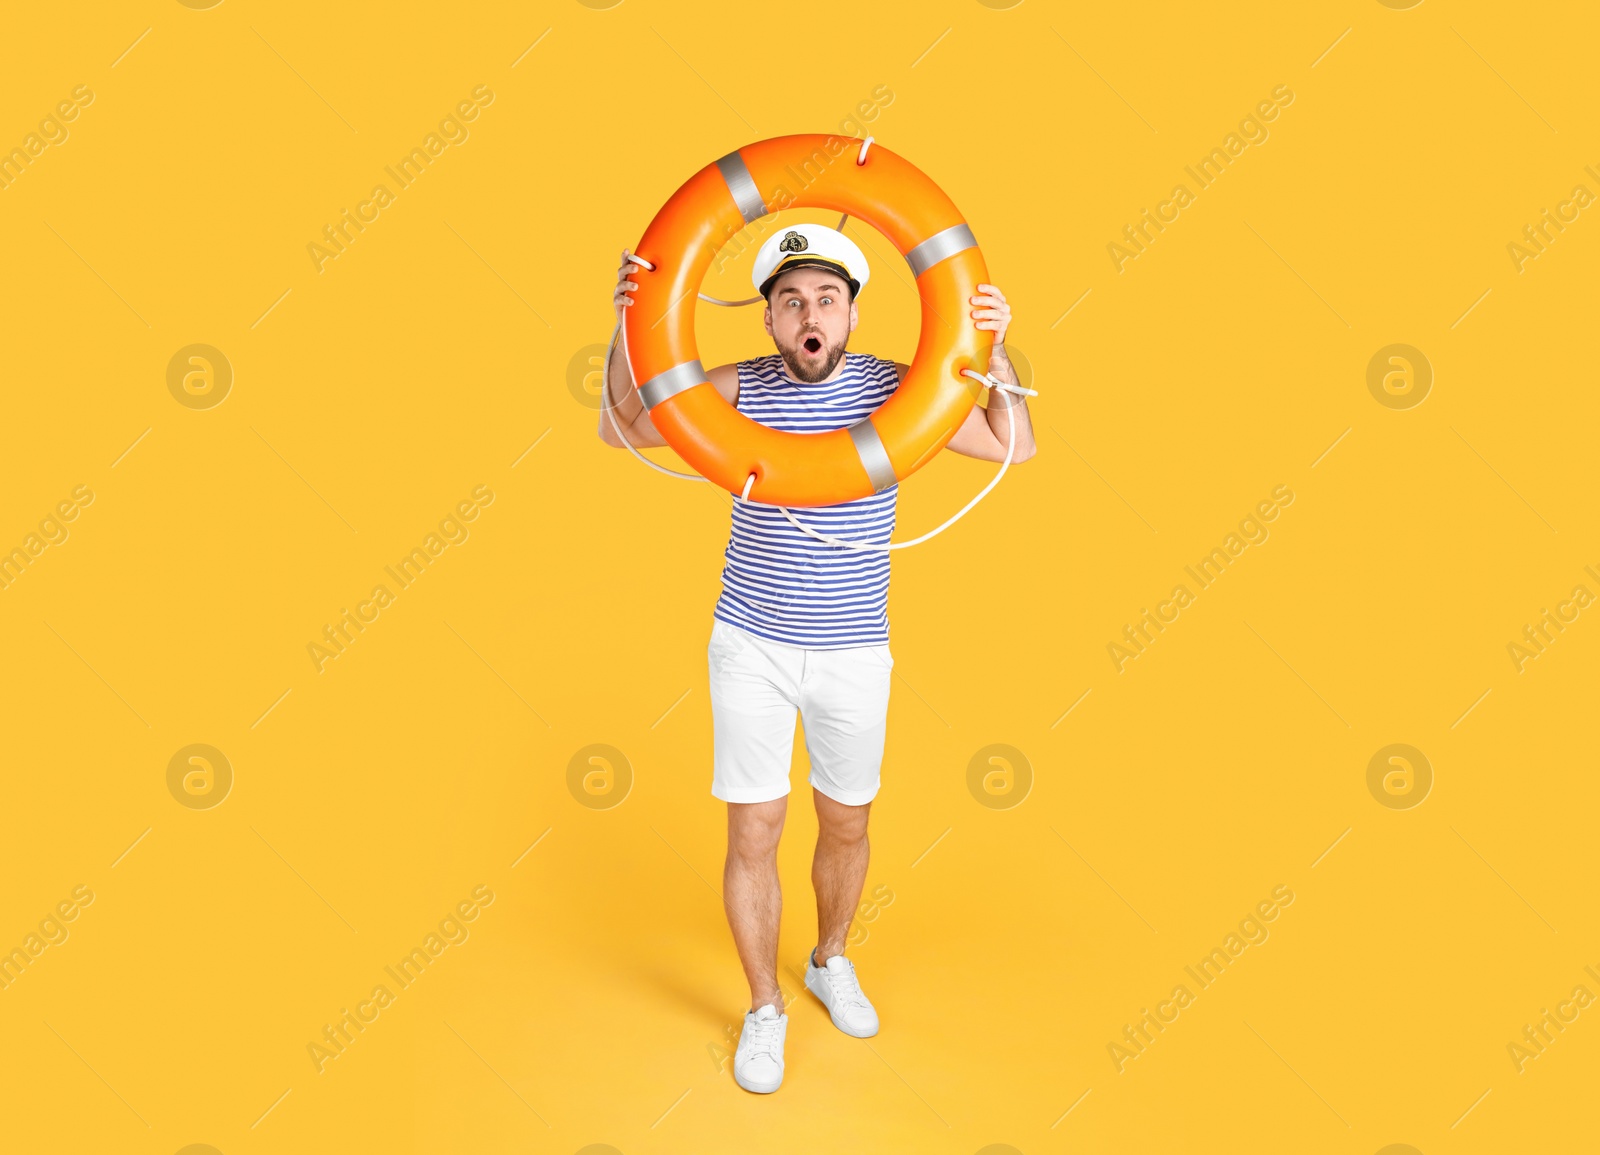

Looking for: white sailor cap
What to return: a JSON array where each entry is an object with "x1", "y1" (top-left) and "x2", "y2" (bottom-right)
[{"x1": 751, "y1": 223, "x2": 870, "y2": 300}]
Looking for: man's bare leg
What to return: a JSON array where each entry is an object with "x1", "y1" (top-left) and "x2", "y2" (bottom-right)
[
  {"x1": 724, "y1": 796, "x2": 788, "y2": 1012},
  {"x1": 810, "y1": 787, "x2": 871, "y2": 964}
]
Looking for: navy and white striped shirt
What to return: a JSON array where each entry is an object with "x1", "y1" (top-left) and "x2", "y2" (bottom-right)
[{"x1": 712, "y1": 352, "x2": 899, "y2": 649}]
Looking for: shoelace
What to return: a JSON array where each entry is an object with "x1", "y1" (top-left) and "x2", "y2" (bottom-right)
[
  {"x1": 742, "y1": 1013, "x2": 784, "y2": 1059},
  {"x1": 824, "y1": 960, "x2": 871, "y2": 1011}
]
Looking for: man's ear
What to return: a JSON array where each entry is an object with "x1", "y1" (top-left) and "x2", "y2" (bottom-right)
[
  {"x1": 848, "y1": 301, "x2": 859, "y2": 333},
  {"x1": 763, "y1": 304, "x2": 774, "y2": 337}
]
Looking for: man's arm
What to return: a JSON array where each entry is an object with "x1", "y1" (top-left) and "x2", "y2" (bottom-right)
[
  {"x1": 893, "y1": 283, "x2": 1037, "y2": 464},
  {"x1": 598, "y1": 335, "x2": 668, "y2": 449},
  {"x1": 598, "y1": 350, "x2": 739, "y2": 448}
]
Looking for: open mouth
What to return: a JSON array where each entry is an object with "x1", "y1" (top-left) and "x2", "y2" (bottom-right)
[{"x1": 802, "y1": 336, "x2": 822, "y2": 354}]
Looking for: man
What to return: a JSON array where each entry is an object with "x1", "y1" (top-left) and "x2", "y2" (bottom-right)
[{"x1": 598, "y1": 222, "x2": 1037, "y2": 1093}]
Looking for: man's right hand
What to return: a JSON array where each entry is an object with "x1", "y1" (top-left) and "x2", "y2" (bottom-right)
[
  {"x1": 600, "y1": 247, "x2": 668, "y2": 448},
  {"x1": 614, "y1": 248, "x2": 642, "y2": 323}
]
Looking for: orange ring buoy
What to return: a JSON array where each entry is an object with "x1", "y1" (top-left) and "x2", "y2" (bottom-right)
[{"x1": 623, "y1": 133, "x2": 992, "y2": 508}]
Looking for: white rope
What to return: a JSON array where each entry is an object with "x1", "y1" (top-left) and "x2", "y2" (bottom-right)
[
  {"x1": 699, "y1": 292, "x2": 765, "y2": 307},
  {"x1": 605, "y1": 241, "x2": 1037, "y2": 548},
  {"x1": 857, "y1": 136, "x2": 874, "y2": 165}
]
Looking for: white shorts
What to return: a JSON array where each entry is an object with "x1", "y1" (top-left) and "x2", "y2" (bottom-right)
[{"x1": 707, "y1": 619, "x2": 894, "y2": 806}]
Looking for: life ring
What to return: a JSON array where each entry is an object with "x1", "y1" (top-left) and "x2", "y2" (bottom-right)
[{"x1": 622, "y1": 133, "x2": 992, "y2": 508}]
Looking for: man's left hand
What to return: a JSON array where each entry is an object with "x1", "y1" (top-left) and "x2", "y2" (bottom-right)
[{"x1": 970, "y1": 283, "x2": 1017, "y2": 387}]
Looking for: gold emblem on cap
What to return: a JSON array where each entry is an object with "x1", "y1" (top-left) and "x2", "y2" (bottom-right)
[{"x1": 778, "y1": 230, "x2": 808, "y2": 253}]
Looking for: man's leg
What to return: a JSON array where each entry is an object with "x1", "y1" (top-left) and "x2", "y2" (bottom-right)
[
  {"x1": 724, "y1": 796, "x2": 788, "y2": 1012},
  {"x1": 810, "y1": 787, "x2": 871, "y2": 964}
]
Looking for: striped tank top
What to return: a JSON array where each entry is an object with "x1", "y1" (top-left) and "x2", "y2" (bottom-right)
[{"x1": 712, "y1": 352, "x2": 900, "y2": 649}]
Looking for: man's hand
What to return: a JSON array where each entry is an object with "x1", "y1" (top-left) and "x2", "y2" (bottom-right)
[
  {"x1": 970, "y1": 283, "x2": 1017, "y2": 387},
  {"x1": 615, "y1": 248, "x2": 642, "y2": 323},
  {"x1": 599, "y1": 247, "x2": 672, "y2": 448},
  {"x1": 940, "y1": 281, "x2": 1036, "y2": 462}
]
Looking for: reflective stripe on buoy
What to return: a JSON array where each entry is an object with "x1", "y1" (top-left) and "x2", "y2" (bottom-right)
[
  {"x1": 906, "y1": 223, "x2": 977, "y2": 277},
  {"x1": 715, "y1": 151, "x2": 766, "y2": 225},
  {"x1": 638, "y1": 359, "x2": 707, "y2": 409},
  {"x1": 848, "y1": 419, "x2": 898, "y2": 492}
]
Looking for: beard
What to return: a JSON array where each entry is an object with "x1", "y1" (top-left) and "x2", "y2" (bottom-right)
[{"x1": 775, "y1": 328, "x2": 847, "y2": 384}]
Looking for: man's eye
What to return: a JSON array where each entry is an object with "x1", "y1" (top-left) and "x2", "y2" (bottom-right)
[{"x1": 820, "y1": 297, "x2": 833, "y2": 306}]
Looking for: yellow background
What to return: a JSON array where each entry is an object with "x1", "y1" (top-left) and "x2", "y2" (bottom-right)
[{"x1": 1, "y1": 0, "x2": 1596, "y2": 1152}]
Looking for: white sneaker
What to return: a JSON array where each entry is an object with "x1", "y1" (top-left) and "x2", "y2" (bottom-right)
[
  {"x1": 804, "y1": 952, "x2": 879, "y2": 1037},
  {"x1": 733, "y1": 1003, "x2": 787, "y2": 1093}
]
